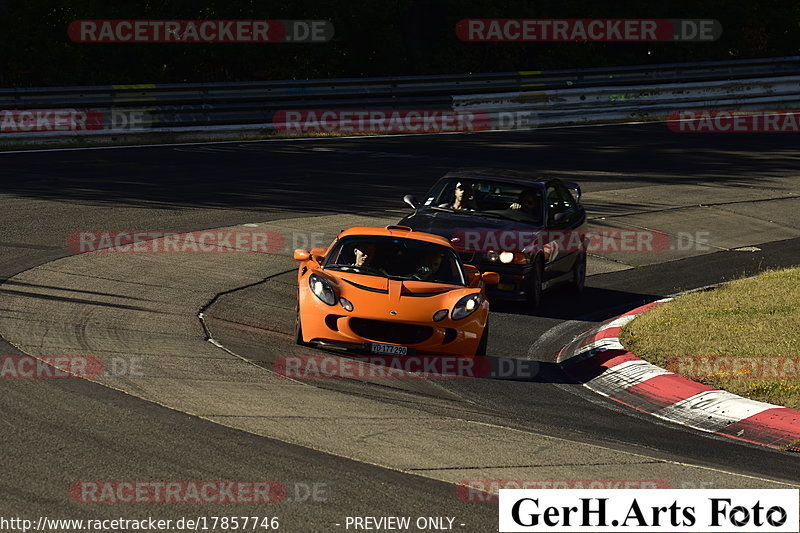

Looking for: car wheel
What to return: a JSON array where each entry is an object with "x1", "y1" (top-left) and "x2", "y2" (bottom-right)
[
  {"x1": 571, "y1": 252, "x2": 587, "y2": 294},
  {"x1": 526, "y1": 259, "x2": 543, "y2": 309},
  {"x1": 475, "y1": 320, "x2": 489, "y2": 357},
  {"x1": 294, "y1": 304, "x2": 307, "y2": 346}
]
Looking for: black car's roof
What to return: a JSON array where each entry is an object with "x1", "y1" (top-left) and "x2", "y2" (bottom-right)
[{"x1": 440, "y1": 169, "x2": 551, "y2": 187}]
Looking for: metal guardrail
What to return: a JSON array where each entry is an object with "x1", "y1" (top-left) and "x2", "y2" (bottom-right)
[
  {"x1": 453, "y1": 75, "x2": 800, "y2": 125},
  {"x1": 0, "y1": 55, "x2": 798, "y2": 145}
]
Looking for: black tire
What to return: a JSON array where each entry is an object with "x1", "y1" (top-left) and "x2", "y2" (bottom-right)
[
  {"x1": 571, "y1": 251, "x2": 587, "y2": 294},
  {"x1": 526, "y1": 258, "x2": 543, "y2": 309},
  {"x1": 294, "y1": 304, "x2": 307, "y2": 346},
  {"x1": 475, "y1": 319, "x2": 489, "y2": 357}
]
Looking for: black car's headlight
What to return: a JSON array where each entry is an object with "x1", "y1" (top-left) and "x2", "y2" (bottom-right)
[
  {"x1": 498, "y1": 251, "x2": 515, "y2": 263},
  {"x1": 309, "y1": 274, "x2": 336, "y2": 306},
  {"x1": 451, "y1": 293, "x2": 482, "y2": 320},
  {"x1": 485, "y1": 251, "x2": 530, "y2": 264}
]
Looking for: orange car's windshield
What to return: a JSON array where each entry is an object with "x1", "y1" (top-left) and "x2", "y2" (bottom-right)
[{"x1": 324, "y1": 236, "x2": 465, "y2": 286}]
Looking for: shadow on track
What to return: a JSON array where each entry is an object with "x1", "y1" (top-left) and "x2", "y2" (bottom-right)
[
  {"x1": 2, "y1": 125, "x2": 799, "y2": 213},
  {"x1": 491, "y1": 284, "x2": 663, "y2": 322}
]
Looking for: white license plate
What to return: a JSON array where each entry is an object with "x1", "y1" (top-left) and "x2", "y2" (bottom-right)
[{"x1": 369, "y1": 343, "x2": 408, "y2": 355}]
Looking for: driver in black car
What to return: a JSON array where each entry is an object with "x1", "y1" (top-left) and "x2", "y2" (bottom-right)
[
  {"x1": 509, "y1": 190, "x2": 540, "y2": 213},
  {"x1": 508, "y1": 190, "x2": 556, "y2": 258}
]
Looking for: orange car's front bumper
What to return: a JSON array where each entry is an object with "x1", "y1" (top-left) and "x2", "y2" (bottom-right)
[{"x1": 298, "y1": 292, "x2": 487, "y2": 357}]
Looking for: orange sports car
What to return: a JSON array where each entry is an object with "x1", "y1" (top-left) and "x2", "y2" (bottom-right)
[{"x1": 293, "y1": 225, "x2": 499, "y2": 357}]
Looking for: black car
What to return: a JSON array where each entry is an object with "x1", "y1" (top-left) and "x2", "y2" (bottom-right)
[{"x1": 399, "y1": 170, "x2": 588, "y2": 307}]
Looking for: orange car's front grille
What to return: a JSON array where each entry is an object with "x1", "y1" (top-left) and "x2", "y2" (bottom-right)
[
  {"x1": 349, "y1": 318, "x2": 433, "y2": 345},
  {"x1": 325, "y1": 315, "x2": 344, "y2": 331}
]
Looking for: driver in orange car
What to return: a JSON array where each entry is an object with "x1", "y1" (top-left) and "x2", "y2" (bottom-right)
[{"x1": 413, "y1": 251, "x2": 444, "y2": 281}]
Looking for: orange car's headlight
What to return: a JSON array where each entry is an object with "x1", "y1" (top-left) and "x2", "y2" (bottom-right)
[
  {"x1": 452, "y1": 293, "x2": 482, "y2": 320},
  {"x1": 309, "y1": 274, "x2": 336, "y2": 306}
]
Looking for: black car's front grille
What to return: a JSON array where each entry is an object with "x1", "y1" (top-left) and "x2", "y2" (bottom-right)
[{"x1": 349, "y1": 318, "x2": 433, "y2": 345}]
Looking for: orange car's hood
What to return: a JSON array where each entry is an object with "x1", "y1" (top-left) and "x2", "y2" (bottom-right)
[
  {"x1": 333, "y1": 271, "x2": 390, "y2": 292},
  {"x1": 326, "y1": 271, "x2": 477, "y2": 322}
]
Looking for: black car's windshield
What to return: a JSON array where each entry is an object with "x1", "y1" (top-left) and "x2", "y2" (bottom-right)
[
  {"x1": 324, "y1": 236, "x2": 465, "y2": 286},
  {"x1": 424, "y1": 178, "x2": 544, "y2": 225}
]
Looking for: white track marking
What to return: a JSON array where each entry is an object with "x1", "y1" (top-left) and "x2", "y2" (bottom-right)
[
  {"x1": 585, "y1": 360, "x2": 674, "y2": 396},
  {"x1": 654, "y1": 390, "x2": 776, "y2": 433}
]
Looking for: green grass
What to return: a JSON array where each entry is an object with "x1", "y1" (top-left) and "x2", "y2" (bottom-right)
[{"x1": 619, "y1": 267, "x2": 800, "y2": 408}]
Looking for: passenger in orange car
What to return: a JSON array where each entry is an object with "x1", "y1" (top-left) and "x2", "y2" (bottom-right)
[{"x1": 353, "y1": 243, "x2": 375, "y2": 267}]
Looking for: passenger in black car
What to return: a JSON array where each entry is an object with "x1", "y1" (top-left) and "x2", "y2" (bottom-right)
[{"x1": 439, "y1": 181, "x2": 476, "y2": 211}]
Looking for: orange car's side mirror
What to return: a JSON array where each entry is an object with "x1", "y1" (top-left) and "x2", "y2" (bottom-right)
[
  {"x1": 482, "y1": 272, "x2": 500, "y2": 285},
  {"x1": 294, "y1": 249, "x2": 311, "y2": 261},
  {"x1": 463, "y1": 264, "x2": 481, "y2": 286},
  {"x1": 310, "y1": 247, "x2": 326, "y2": 263}
]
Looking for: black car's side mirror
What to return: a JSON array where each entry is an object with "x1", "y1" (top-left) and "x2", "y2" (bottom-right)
[
  {"x1": 403, "y1": 194, "x2": 420, "y2": 210},
  {"x1": 564, "y1": 182, "x2": 581, "y2": 202}
]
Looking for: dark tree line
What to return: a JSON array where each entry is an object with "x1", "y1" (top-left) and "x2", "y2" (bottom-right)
[{"x1": 1, "y1": 0, "x2": 797, "y2": 87}]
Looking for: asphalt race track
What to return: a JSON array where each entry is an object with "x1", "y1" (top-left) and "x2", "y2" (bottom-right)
[{"x1": 1, "y1": 123, "x2": 799, "y2": 531}]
